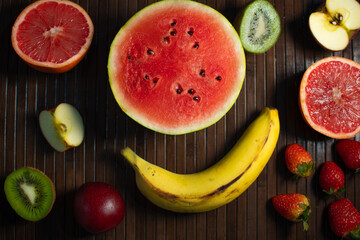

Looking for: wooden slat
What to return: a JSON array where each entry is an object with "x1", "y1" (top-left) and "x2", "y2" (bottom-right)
[{"x1": 0, "y1": 0, "x2": 359, "y2": 239}]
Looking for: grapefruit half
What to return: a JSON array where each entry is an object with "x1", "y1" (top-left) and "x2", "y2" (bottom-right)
[
  {"x1": 11, "y1": 0, "x2": 94, "y2": 73},
  {"x1": 299, "y1": 56, "x2": 360, "y2": 139}
]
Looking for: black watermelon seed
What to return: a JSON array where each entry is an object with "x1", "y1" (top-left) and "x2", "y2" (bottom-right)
[
  {"x1": 200, "y1": 70, "x2": 205, "y2": 77},
  {"x1": 176, "y1": 84, "x2": 183, "y2": 94},
  {"x1": 188, "y1": 89, "x2": 195, "y2": 94},
  {"x1": 171, "y1": 21, "x2": 176, "y2": 26},
  {"x1": 216, "y1": 76, "x2": 222, "y2": 81},
  {"x1": 187, "y1": 30, "x2": 193, "y2": 35},
  {"x1": 147, "y1": 49, "x2": 154, "y2": 55},
  {"x1": 193, "y1": 43, "x2": 199, "y2": 49},
  {"x1": 163, "y1": 37, "x2": 170, "y2": 43},
  {"x1": 193, "y1": 96, "x2": 200, "y2": 101},
  {"x1": 127, "y1": 56, "x2": 131, "y2": 60},
  {"x1": 145, "y1": 75, "x2": 149, "y2": 79},
  {"x1": 153, "y1": 78, "x2": 159, "y2": 84},
  {"x1": 170, "y1": 30, "x2": 176, "y2": 36}
]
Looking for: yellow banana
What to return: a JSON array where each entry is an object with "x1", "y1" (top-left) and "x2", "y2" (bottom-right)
[{"x1": 121, "y1": 107, "x2": 280, "y2": 212}]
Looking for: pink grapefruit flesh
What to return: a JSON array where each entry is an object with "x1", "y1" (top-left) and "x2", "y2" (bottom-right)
[
  {"x1": 11, "y1": 0, "x2": 94, "y2": 73},
  {"x1": 299, "y1": 56, "x2": 360, "y2": 139}
]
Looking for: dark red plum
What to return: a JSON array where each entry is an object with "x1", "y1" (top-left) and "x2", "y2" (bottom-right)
[{"x1": 73, "y1": 182, "x2": 125, "y2": 233}]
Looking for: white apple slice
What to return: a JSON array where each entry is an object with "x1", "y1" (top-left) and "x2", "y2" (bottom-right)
[
  {"x1": 326, "y1": 0, "x2": 360, "y2": 30},
  {"x1": 309, "y1": 12, "x2": 349, "y2": 51},
  {"x1": 39, "y1": 103, "x2": 84, "y2": 152}
]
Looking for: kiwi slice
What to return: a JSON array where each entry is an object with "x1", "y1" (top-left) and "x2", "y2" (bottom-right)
[
  {"x1": 4, "y1": 167, "x2": 56, "y2": 221},
  {"x1": 235, "y1": 0, "x2": 281, "y2": 54}
]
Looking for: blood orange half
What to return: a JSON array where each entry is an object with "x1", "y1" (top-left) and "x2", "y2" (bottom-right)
[
  {"x1": 11, "y1": 0, "x2": 94, "y2": 73},
  {"x1": 299, "y1": 57, "x2": 360, "y2": 139}
]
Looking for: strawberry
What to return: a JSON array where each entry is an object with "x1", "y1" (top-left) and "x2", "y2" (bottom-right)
[
  {"x1": 336, "y1": 139, "x2": 360, "y2": 173},
  {"x1": 285, "y1": 143, "x2": 314, "y2": 178},
  {"x1": 328, "y1": 198, "x2": 360, "y2": 238},
  {"x1": 272, "y1": 193, "x2": 311, "y2": 230},
  {"x1": 319, "y1": 161, "x2": 345, "y2": 196}
]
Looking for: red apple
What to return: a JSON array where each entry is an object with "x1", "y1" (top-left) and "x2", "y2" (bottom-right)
[{"x1": 73, "y1": 182, "x2": 125, "y2": 233}]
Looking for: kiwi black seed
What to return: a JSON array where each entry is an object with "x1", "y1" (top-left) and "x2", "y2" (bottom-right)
[
  {"x1": 235, "y1": 0, "x2": 281, "y2": 54},
  {"x1": 4, "y1": 167, "x2": 56, "y2": 221}
]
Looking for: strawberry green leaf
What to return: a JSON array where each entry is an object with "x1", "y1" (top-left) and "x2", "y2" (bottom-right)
[
  {"x1": 350, "y1": 225, "x2": 360, "y2": 239},
  {"x1": 322, "y1": 187, "x2": 345, "y2": 200},
  {"x1": 350, "y1": 231, "x2": 360, "y2": 239},
  {"x1": 297, "y1": 204, "x2": 311, "y2": 231},
  {"x1": 303, "y1": 221, "x2": 309, "y2": 231},
  {"x1": 297, "y1": 162, "x2": 314, "y2": 177}
]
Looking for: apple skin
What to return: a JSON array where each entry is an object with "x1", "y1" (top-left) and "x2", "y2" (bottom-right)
[{"x1": 73, "y1": 182, "x2": 125, "y2": 233}]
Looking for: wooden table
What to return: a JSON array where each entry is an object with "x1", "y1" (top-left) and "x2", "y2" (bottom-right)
[{"x1": 0, "y1": 0, "x2": 359, "y2": 239}]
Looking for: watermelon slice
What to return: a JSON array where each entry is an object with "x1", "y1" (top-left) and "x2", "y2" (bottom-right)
[{"x1": 108, "y1": 0, "x2": 246, "y2": 135}]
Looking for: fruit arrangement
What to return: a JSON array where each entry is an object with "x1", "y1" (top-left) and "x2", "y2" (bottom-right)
[
  {"x1": 273, "y1": 142, "x2": 360, "y2": 236},
  {"x1": 2, "y1": 0, "x2": 360, "y2": 238}
]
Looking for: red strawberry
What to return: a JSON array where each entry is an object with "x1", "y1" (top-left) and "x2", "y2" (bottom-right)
[
  {"x1": 336, "y1": 139, "x2": 360, "y2": 172},
  {"x1": 272, "y1": 193, "x2": 311, "y2": 230},
  {"x1": 285, "y1": 143, "x2": 314, "y2": 178},
  {"x1": 319, "y1": 161, "x2": 345, "y2": 196},
  {"x1": 328, "y1": 198, "x2": 360, "y2": 238}
]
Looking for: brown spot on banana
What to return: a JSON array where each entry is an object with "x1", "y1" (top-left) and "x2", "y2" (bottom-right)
[
  {"x1": 200, "y1": 133, "x2": 270, "y2": 199},
  {"x1": 200, "y1": 162, "x2": 252, "y2": 199}
]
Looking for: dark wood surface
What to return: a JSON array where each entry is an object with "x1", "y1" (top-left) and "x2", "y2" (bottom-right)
[{"x1": 1, "y1": 0, "x2": 360, "y2": 239}]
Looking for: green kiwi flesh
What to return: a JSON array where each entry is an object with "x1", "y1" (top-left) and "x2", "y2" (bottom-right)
[
  {"x1": 235, "y1": 0, "x2": 281, "y2": 53},
  {"x1": 4, "y1": 167, "x2": 55, "y2": 221}
]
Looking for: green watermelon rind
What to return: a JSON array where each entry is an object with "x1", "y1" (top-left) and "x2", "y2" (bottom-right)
[{"x1": 108, "y1": 0, "x2": 246, "y2": 135}]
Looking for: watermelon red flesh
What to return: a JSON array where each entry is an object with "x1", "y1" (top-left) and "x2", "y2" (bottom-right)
[
  {"x1": 109, "y1": 1, "x2": 245, "y2": 134},
  {"x1": 16, "y1": 1, "x2": 90, "y2": 64},
  {"x1": 305, "y1": 60, "x2": 360, "y2": 134}
]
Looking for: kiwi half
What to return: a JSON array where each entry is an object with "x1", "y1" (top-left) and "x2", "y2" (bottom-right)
[
  {"x1": 4, "y1": 167, "x2": 56, "y2": 221},
  {"x1": 235, "y1": 0, "x2": 281, "y2": 54}
]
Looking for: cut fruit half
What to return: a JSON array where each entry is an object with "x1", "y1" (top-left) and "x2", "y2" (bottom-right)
[
  {"x1": 234, "y1": 0, "x2": 281, "y2": 54},
  {"x1": 11, "y1": 0, "x2": 94, "y2": 73},
  {"x1": 108, "y1": 0, "x2": 246, "y2": 135},
  {"x1": 299, "y1": 57, "x2": 360, "y2": 139},
  {"x1": 39, "y1": 103, "x2": 84, "y2": 152},
  {"x1": 309, "y1": 12, "x2": 349, "y2": 51},
  {"x1": 4, "y1": 167, "x2": 56, "y2": 222},
  {"x1": 308, "y1": 0, "x2": 360, "y2": 51}
]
